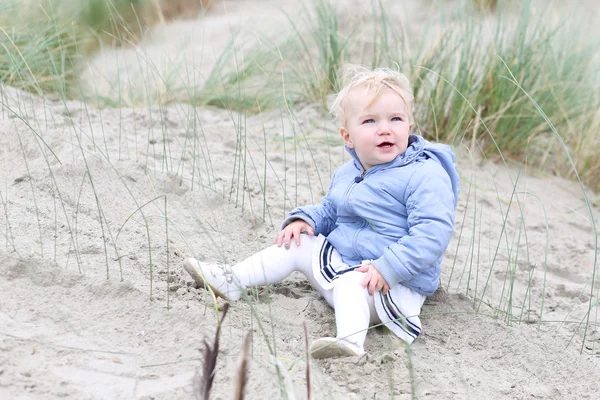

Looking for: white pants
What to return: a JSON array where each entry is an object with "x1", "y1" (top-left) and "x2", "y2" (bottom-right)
[{"x1": 231, "y1": 235, "x2": 384, "y2": 348}]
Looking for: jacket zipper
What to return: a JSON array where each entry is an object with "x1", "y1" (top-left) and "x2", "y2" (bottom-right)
[
  {"x1": 346, "y1": 168, "x2": 368, "y2": 258},
  {"x1": 344, "y1": 168, "x2": 365, "y2": 204},
  {"x1": 354, "y1": 169, "x2": 366, "y2": 183}
]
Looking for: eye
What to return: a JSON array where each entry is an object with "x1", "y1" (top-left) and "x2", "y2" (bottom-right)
[
  {"x1": 362, "y1": 118, "x2": 375, "y2": 124},
  {"x1": 391, "y1": 116, "x2": 404, "y2": 122}
]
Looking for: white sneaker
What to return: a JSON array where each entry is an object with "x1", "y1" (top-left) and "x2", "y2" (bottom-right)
[
  {"x1": 183, "y1": 258, "x2": 244, "y2": 301},
  {"x1": 309, "y1": 337, "x2": 365, "y2": 359}
]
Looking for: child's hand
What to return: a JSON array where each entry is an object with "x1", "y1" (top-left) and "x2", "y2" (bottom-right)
[
  {"x1": 275, "y1": 220, "x2": 315, "y2": 248},
  {"x1": 356, "y1": 264, "x2": 390, "y2": 295}
]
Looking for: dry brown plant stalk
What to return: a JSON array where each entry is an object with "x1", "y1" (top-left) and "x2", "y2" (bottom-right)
[
  {"x1": 196, "y1": 302, "x2": 230, "y2": 400},
  {"x1": 234, "y1": 332, "x2": 252, "y2": 400}
]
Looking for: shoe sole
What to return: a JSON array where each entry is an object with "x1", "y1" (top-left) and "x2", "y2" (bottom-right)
[
  {"x1": 183, "y1": 259, "x2": 229, "y2": 301},
  {"x1": 309, "y1": 338, "x2": 364, "y2": 359}
]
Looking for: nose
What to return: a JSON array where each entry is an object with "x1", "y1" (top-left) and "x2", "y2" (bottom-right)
[{"x1": 376, "y1": 121, "x2": 391, "y2": 135}]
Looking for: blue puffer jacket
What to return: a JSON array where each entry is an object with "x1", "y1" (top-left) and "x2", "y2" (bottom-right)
[{"x1": 283, "y1": 135, "x2": 460, "y2": 296}]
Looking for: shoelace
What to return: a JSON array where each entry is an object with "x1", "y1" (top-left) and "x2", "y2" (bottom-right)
[{"x1": 221, "y1": 265, "x2": 234, "y2": 284}]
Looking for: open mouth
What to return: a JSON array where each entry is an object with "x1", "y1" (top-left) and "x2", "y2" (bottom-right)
[{"x1": 377, "y1": 142, "x2": 394, "y2": 148}]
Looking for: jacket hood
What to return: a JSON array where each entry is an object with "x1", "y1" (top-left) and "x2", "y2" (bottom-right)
[
  {"x1": 346, "y1": 134, "x2": 460, "y2": 207},
  {"x1": 422, "y1": 140, "x2": 460, "y2": 208}
]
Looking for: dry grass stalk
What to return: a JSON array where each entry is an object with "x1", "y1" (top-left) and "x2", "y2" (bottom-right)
[
  {"x1": 234, "y1": 332, "x2": 251, "y2": 400},
  {"x1": 304, "y1": 322, "x2": 311, "y2": 400},
  {"x1": 197, "y1": 302, "x2": 230, "y2": 400}
]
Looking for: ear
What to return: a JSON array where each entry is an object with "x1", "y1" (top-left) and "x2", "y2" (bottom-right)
[{"x1": 340, "y1": 127, "x2": 354, "y2": 148}]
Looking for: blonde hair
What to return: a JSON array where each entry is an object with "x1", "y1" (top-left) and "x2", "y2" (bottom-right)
[{"x1": 330, "y1": 64, "x2": 414, "y2": 126}]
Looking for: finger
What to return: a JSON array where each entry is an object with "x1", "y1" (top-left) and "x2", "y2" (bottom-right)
[
  {"x1": 356, "y1": 265, "x2": 368, "y2": 272},
  {"x1": 368, "y1": 274, "x2": 378, "y2": 296},
  {"x1": 374, "y1": 273, "x2": 385, "y2": 294},
  {"x1": 287, "y1": 226, "x2": 298, "y2": 246},
  {"x1": 305, "y1": 225, "x2": 315, "y2": 236},
  {"x1": 293, "y1": 226, "x2": 302, "y2": 246},
  {"x1": 275, "y1": 231, "x2": 284, "y2": 247},
  {"x1": 367, "y1": 271, "x2": 377, "y2": 296},
  {"x1": 283, "y1": 229, "x2": 293, "y2": 248},
  {"x1": 361, "y1": 271, "x2": 370, "y2": 288},
  {"x1": 382, "y1": 282, "x2": 390, "y2": 295}
]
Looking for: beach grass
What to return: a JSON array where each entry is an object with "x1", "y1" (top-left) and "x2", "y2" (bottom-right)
[{"x1": 3, "y1": 0, "x2": 598, "y2": 193}]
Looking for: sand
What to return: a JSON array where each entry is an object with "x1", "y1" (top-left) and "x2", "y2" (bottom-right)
[{"x1": 1, "y1": 1, "x2": 600, "y2": 399}]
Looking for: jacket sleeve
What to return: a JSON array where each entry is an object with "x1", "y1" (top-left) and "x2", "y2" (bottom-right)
[
  {"x1": 280, "y1": 174, "x2": 338, "y2": 236},
  {"x1": 372, "y1": 163, "x2": 456, "y2": 286}
]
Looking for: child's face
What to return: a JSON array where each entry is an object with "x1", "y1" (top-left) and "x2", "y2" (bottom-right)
[{"x1": 340, "y1": 85, "x2": 413, "y2": 171}]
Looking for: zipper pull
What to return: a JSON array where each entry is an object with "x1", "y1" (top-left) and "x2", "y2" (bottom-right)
[{"x1": 354, "y1": 169, "x2": 366, "y2": 183}]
